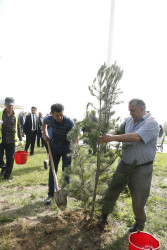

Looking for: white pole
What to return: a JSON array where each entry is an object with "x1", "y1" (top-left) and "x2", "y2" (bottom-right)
[{"x1": 107, "y1": 0, "x2": 115, "y2": 66}]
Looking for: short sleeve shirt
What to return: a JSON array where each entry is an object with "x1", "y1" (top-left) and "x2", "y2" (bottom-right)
[
  {"x1": 44, "y1": 115, "x2": 74, "y2": 144},
  {"x1": 121, "y1": 113, "x2": 159, "y2": 165}
]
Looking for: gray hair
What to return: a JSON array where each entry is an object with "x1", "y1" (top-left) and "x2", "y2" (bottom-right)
[{"x1": 129, "y1": 99, "x2": 146, "y2": 110}]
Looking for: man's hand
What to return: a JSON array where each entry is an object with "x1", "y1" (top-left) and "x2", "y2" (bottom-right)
[
  {"x1": 44, "y1": 134, "x2": 50, "y2": 142},
  {"x1": 98, "y1": 134, "x2": 114, "y2": 144}
]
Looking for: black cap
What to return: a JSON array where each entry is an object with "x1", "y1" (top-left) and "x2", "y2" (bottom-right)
[{"x1": 4, "y1": 97, "x2": 15, "y2": 106}]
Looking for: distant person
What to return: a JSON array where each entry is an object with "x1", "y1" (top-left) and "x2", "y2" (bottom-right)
[
  {"x1": 98, "y1": 99, "x2": 159, "y2": 232},
  {"x1": 42, "y1": 103, "x2": 74, "y2": 205},
  {"x1": 158, "y1": 124, "x2": 163, "y2": 138},
  {"x1": 37, "y1": 112, "x2": 44, "y2": 147},
  {"x1": 0, "y1": 97, "x2": 23, "y2": 181},
  {"x1": 23, "y1": 106, "x2": 39, "y2": 155},
  {"x1": 19, "y1": 112, "x2": 26, "y2": 136},
  {"x1": 73, "y1": 118, "x2": 77, "y2": 125}
]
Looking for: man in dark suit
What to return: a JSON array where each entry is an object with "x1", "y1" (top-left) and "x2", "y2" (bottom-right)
[
  {"x1": 23, "y1": 106, "x2": 39, "y2": 155},
  {"x1": 37, "y1": 112, "x2": 44, "y2": 147},
  {"x1": 19, "y1": 112, "x2": 26, "y2": 135}
]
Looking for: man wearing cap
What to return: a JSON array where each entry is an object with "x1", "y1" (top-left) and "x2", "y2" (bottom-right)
[{"x1": 0, "y1": 97, "x2": 23, "y2": 181}]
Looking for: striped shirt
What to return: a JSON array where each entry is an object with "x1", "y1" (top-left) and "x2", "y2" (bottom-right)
[
  {"x1": 120, "y1": 113, "x2": 159, "y2": 165},
  {"x1": 44, "y1": 115, "x2": 74, "y2": 145}
]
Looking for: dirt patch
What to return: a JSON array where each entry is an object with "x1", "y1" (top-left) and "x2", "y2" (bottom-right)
[
  {"x1": 0, "y1": 210, "x2": 129, "y2": 250},
  {"x1": 0, "y1": 186, "x2": 129, "y2": 250}
]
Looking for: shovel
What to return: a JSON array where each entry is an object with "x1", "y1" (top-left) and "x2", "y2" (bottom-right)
[{"x1": 47, "y1": 141, "x2": 67, "y2": 210}]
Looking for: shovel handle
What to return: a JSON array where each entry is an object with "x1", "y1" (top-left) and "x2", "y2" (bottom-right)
[{"x1": 47, "y1": 140, "x2": 59, "y2": 191}]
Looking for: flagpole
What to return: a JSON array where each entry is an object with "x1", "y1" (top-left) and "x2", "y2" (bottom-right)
[{"x1": 107, "y1": 0, "x2": 115, "y2": 66}]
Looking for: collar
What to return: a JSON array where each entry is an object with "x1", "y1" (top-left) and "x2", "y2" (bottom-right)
[
  {"x1": 133, "y1": 113, "x2": 151, "y2": 126},
  {"x1": 4, "y1": 109, "x2": 15, "y2": 116},
  {"x1": 142, "y1": 112, "x2": 151, "y2": 121},
  {"x1": 54, "y1": 116, "x2": 65, "y2": 125}
]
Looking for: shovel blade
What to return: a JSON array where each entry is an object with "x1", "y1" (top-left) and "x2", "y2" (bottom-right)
[{"x1": 54, "y1": 189, "x2": 67, "y2": 210}]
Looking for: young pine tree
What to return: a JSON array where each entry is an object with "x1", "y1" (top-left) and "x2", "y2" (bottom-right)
[{"x1": 64, "y1": 62, "x2": 123, "y2": 217}]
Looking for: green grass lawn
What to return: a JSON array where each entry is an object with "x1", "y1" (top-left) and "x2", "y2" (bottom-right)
[{"x1": 0, "y1": 146, "x2": 167, "y2": 249}]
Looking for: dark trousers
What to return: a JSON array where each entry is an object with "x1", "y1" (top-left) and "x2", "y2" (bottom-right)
[
  {"x1": 25, "y1": 131, "x2": 37, "y2": 154},
  {"x1": 44, "y1": 140, "x2": 49, "y2": 153},
  {"x1": 48, "y1": 142, "x2": 72, "y2": 196},
  {"x1": 0, "y1": 145, "x2": 5, "y2": 168},
  {"x1": 102, "y1": 159, "x2": 153, "y2": 226},
  {"x1": 0, "y1": 143, "x2": 15, "y2": 179},
  {"x1": 37, "y1": 132, "x2": 44, "y2": 147}
]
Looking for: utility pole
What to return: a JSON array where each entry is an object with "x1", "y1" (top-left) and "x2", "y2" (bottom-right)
[{"x1": 107, "y1": 0, "x2": 115, "y2": 66}]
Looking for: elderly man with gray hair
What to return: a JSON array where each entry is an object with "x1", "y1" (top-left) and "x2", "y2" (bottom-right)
[{"x1": 98, "y1": 98, "x2": 159, "y2": 232}]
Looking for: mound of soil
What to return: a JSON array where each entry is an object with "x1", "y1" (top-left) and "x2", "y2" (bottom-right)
[
  {"x1": 0, "y1": 209, "x2": 129, "y2": 250},
  {"x1": 0, "y1": 186, "x2": 129, "y2": 250}
]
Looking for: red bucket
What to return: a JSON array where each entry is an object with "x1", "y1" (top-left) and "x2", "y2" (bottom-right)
[
  {"x1": 129, "y1": 231, "x2": 160, "y2": 250},
  {"x1": 15, "y1": 151, "x2": 28, "y2": 165}
]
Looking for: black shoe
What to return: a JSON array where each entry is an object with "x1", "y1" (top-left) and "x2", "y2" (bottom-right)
[
  {"x1": 4, "y1": 177, "x2": 12, "y2": 182},
  {"x1": 30, "y1": 152, "x2": 34, "y2": 156},
  {"x1": 0, "y1": 170, "x2": 5, "y2": 176},
  {"x1": 44, "y1": 161, "x2": 48, "y2": 169},
  {"x1": 99, "y1": 214, "x2": 108, "y2": 224},
  {"x1": 45, "y1": 195, "x2": 52, "y2": 205},
  {"x1": 129, "y1": 222, "x2": 144, "y2": 232},
  {"x1": 0, "y1": 163, "x2": 6, "y2": 168}
]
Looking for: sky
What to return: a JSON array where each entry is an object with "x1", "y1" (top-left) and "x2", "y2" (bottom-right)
[{"x1": 0, "y1": 0, "x2": 167, "y2": 124}]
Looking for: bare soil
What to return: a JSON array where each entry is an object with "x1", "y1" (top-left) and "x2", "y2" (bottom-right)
[{"x1": 0, "y1": 186, "x2": 129, "y2": 250}]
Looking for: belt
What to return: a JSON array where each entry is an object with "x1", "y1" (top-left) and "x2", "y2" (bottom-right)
[{"x1": 137, "y1": 161, "x2": 153, "y2": 166}]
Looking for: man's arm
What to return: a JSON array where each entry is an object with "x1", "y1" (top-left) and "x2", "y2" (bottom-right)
[
  {"x1": 42, "y1": 119, "x2": 50, "y2": 142},
  {"x1": 99, "y1": 132, "x2": 141, "y2": 144}
]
